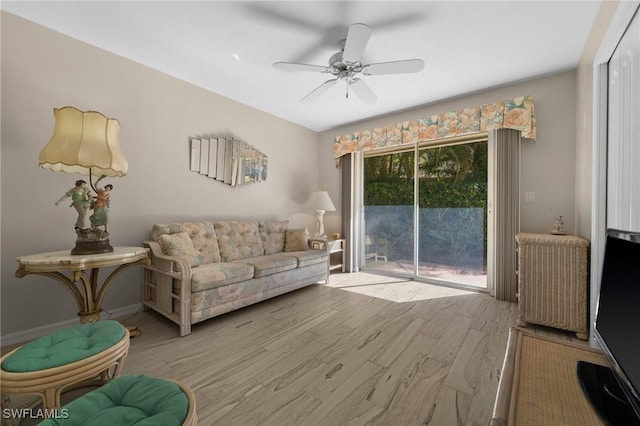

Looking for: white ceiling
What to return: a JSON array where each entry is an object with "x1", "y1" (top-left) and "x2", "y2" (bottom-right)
[{"x1": 2, "y1": 1, "x2": 602, "y2": 132}]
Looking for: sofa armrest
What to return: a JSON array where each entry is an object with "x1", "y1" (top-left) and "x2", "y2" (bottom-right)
[
  {"x1": 308, "y1": 238, "x2": 331, "y2": 284},
  {"x1": 142, "y1": 241, "x2": 193, "y2": 336},
  {"x1": 308, "y1": 239, "x2": 329, "y2": 251},
  {"x1": 142, "y1": 241, "x2": 191, "y2": 280}
]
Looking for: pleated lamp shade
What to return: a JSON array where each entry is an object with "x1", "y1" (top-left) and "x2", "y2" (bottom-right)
[{"x1": 39, "y1": 106, "x2": 127, "y2": 177}]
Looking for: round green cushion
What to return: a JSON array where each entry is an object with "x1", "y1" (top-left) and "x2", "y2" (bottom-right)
[
  {"x1": 1, "y1": 320, "x2": 125, "y2": 373},
  {"x1": 39, "y1": 375, "x2": 189, "y2": 426}
]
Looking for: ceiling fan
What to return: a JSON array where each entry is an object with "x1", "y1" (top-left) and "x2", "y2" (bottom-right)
[{"x1": 273, "y1": 23, "x2": 424, "y2": 104}]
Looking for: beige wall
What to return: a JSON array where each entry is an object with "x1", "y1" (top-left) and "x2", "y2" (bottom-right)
[
  {"x1": 318, "y1": 71, "x2": 580, "y2": 237},
  {"x1": 0, "y1": 13, "x2": 319, "y2": 337}
]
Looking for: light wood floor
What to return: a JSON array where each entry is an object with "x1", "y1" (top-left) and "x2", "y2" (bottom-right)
[{"x1": 3, "y1": 272, "x2": 580, "y2": 425}]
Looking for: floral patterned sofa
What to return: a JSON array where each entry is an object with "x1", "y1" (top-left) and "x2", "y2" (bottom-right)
[{"x1": 142, "y1": 220, "x2": 329, "y2": 336}]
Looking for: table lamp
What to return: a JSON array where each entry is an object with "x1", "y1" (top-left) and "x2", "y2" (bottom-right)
[
  {"x1": 306, "y1": 190, "x2": 336, "y2": 239},
  {"x1": 39, "y1": 106, "x2": 128, "y2": 254}
]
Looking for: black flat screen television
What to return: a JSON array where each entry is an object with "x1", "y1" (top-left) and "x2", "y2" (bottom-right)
[{"x1": 578, "y1": 229, "x2": 640, "y2": 425}]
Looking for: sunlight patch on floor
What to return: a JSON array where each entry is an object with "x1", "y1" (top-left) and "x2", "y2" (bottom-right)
[
  {"x1": 327, "y1": 272, "x2": 476, "y2": 303},
  {"x1": 366, "y1": 260, "x2": 487, "y2": 289}
]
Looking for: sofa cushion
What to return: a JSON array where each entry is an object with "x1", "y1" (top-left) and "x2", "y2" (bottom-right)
[
  {"x1": 259, "y1": 220, "x2": 289, "y2": 255},
  {"x1": 233, "y1": 255, "x2": 297, "y2": 278},
  {"x1": 191, "y1": 263, "x2": 255, "y2": 292},
  {"x1": 215, "y1": 221, "x2": 264, "y2": 261},
  {"x1": 285, "y1": 228, "x2": 310, "y2": 252},
  {"x1": 275, "y1": 249, "x2": 328, "y2": 267},
  {"x1": 152, "y1": 222, "x2": 221, "y2": 264},
  {"x1": 189, "y1": 221, "x2": 221, "y2": 264},
  {"x1": 159, "y1": 232, "x2": 201, "y2": 267}
]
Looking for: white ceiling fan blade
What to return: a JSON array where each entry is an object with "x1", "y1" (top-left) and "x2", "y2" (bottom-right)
[
  {"x1": 362, "y1": 59, "x2": 425, "y2": 76},
  {"x1": 273, "y1": 62, "x2": 330, "y2": 73},
  {"x1": 349, "y1": 78, "x2": 377, "y2": 104},
  {"x1": 301, "y1": 79, "x2": 338, "y2": 103},
  {"x1": 342, "y1": 23, "x2": 371, "y2": 64}
]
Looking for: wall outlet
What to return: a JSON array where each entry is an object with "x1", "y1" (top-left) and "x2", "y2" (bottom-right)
[{"x1": 525, "y1": 192, "x2": 535, "y2": 203}]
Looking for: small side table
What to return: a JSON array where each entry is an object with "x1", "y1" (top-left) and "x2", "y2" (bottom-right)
[
  {"x1": 16, "y1": 247, "x2": 149, "y2": 324},
  {"x1": 327, "y1": 239, "x2": 345, "y2": 273}
]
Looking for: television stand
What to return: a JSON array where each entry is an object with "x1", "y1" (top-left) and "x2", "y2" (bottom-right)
[
  {"x1": 492, "y1": 327, "x2": 608, "y2": 425},
  {"x1": 577, "y1": 361, "x2": 640, "y2": 425}
]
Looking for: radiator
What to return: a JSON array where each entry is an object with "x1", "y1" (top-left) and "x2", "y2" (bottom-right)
[{"x1": 515, "y1": 233, "x2": 589, "y2": 340}]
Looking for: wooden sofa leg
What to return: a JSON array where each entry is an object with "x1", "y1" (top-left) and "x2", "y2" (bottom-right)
[{"x1": 180, "y1": 324, "x2": 191, "y2": 337}]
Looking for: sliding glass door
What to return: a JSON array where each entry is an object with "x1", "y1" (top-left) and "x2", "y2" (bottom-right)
[
  {"x1": 363, "y1": 138, "x2": 488, "y2": 290},
  {"x1": 417, "y1": 141, "x2": 487, "y2": 288},
  {"x1": 363, "y1": 150, "x2": 415, "y2": 276}
]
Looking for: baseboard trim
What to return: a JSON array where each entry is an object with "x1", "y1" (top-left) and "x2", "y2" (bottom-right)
[{"x1": 1, "y1": 304, "x2": 143, "y2": 347}]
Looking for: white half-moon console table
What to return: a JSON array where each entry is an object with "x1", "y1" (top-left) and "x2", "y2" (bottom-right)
[{"x1": 16, "y1": 247, "x2": 149, "y2": 324}]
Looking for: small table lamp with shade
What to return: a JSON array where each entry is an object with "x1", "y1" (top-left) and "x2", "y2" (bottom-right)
[
  {"x1": 39, "y1": 106, "x2": 128, "y2": 255},
  {"x1": 306, "y1": 190, "x2": 336, "y2": 239}
]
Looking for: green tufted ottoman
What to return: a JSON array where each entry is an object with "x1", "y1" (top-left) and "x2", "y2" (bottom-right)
[
  {"x1": 0, "y1": 320, "x2": 129, "y2": 411},
  {"x1": 39, "y1": 375, "x2": 197, "y2": 426}
]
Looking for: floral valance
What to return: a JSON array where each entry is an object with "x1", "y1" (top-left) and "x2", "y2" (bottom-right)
[{"x1": 333, "y1": 95, "x2": 535, "y2": 158}]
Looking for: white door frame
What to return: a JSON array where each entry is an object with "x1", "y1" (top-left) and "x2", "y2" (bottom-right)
[{"x1": 590, "y1": 1, "x2": 639, "y2": 343}]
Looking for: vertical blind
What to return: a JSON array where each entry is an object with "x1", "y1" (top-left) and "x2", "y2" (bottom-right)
[{"x1": 490, "y1": 128, "x2": 521, "y2": 302}]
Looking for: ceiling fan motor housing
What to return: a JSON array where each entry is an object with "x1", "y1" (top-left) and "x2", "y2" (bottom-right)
[{"x1": 329, "y1": 47, "x2": 362, "y2": 74}]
